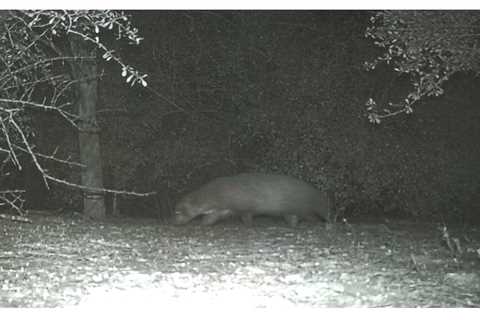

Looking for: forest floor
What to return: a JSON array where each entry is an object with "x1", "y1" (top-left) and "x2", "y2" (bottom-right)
[{"x1": 0, "y1": 213, "x2": 479, "y2": 309}]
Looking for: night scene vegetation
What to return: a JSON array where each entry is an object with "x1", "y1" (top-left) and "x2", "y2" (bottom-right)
[{"x1": 0, "y1": 10, "x2": 479, "y2": 308}]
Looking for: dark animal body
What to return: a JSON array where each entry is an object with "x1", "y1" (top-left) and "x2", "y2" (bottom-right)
[{"x1": 174, "y1": 173, "x2": 334, "y2": 226}]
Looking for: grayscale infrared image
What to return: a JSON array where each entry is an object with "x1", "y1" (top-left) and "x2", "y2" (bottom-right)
[{"x1": 0, "y1": 9, "x2": 479, "y2": 310}]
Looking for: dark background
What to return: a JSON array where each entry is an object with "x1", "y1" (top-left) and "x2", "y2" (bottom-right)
[{"x1": 30, "y1": 11, "x2": 480, "y2": 223}]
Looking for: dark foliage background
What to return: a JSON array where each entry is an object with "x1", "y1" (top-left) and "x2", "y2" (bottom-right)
[{"x1": 33, "y1": 11, "x2": 480, "y2": 222}]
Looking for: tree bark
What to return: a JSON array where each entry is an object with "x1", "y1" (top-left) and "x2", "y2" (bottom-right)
[{"x1": 69, "y1": 37, "x2": 106, "y2": 219}]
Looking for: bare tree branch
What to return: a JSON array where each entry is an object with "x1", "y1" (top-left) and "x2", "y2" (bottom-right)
[{"x1": 45, "y1": 173, "x2": 156, "y2": 197}]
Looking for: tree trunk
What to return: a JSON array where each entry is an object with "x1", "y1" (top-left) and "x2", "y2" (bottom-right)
[{"x1": 70, "y1": 37, "x2": 106, "y2": 219}]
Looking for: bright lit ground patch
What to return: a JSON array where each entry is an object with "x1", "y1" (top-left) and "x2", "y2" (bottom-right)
[{"x1": 1, "y1": 215, "x2": 479, "y2": 307}]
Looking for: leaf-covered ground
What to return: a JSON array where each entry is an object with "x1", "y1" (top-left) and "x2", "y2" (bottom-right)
[{"x1": 1, "y1": 214, "x2": 479, "y2": 308}]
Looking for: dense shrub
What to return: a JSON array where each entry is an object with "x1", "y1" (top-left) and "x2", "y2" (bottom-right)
[{"x1": 44, "y1": 11, "x2": 480, "y2": 222}]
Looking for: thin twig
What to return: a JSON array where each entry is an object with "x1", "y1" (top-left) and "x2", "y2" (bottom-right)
[
  {"x1": 45, "y1": 173, "x2": 156, "y2": 197},
  {"x1": 0, "y1": 98, "x2": 79, "y2": 128}
]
